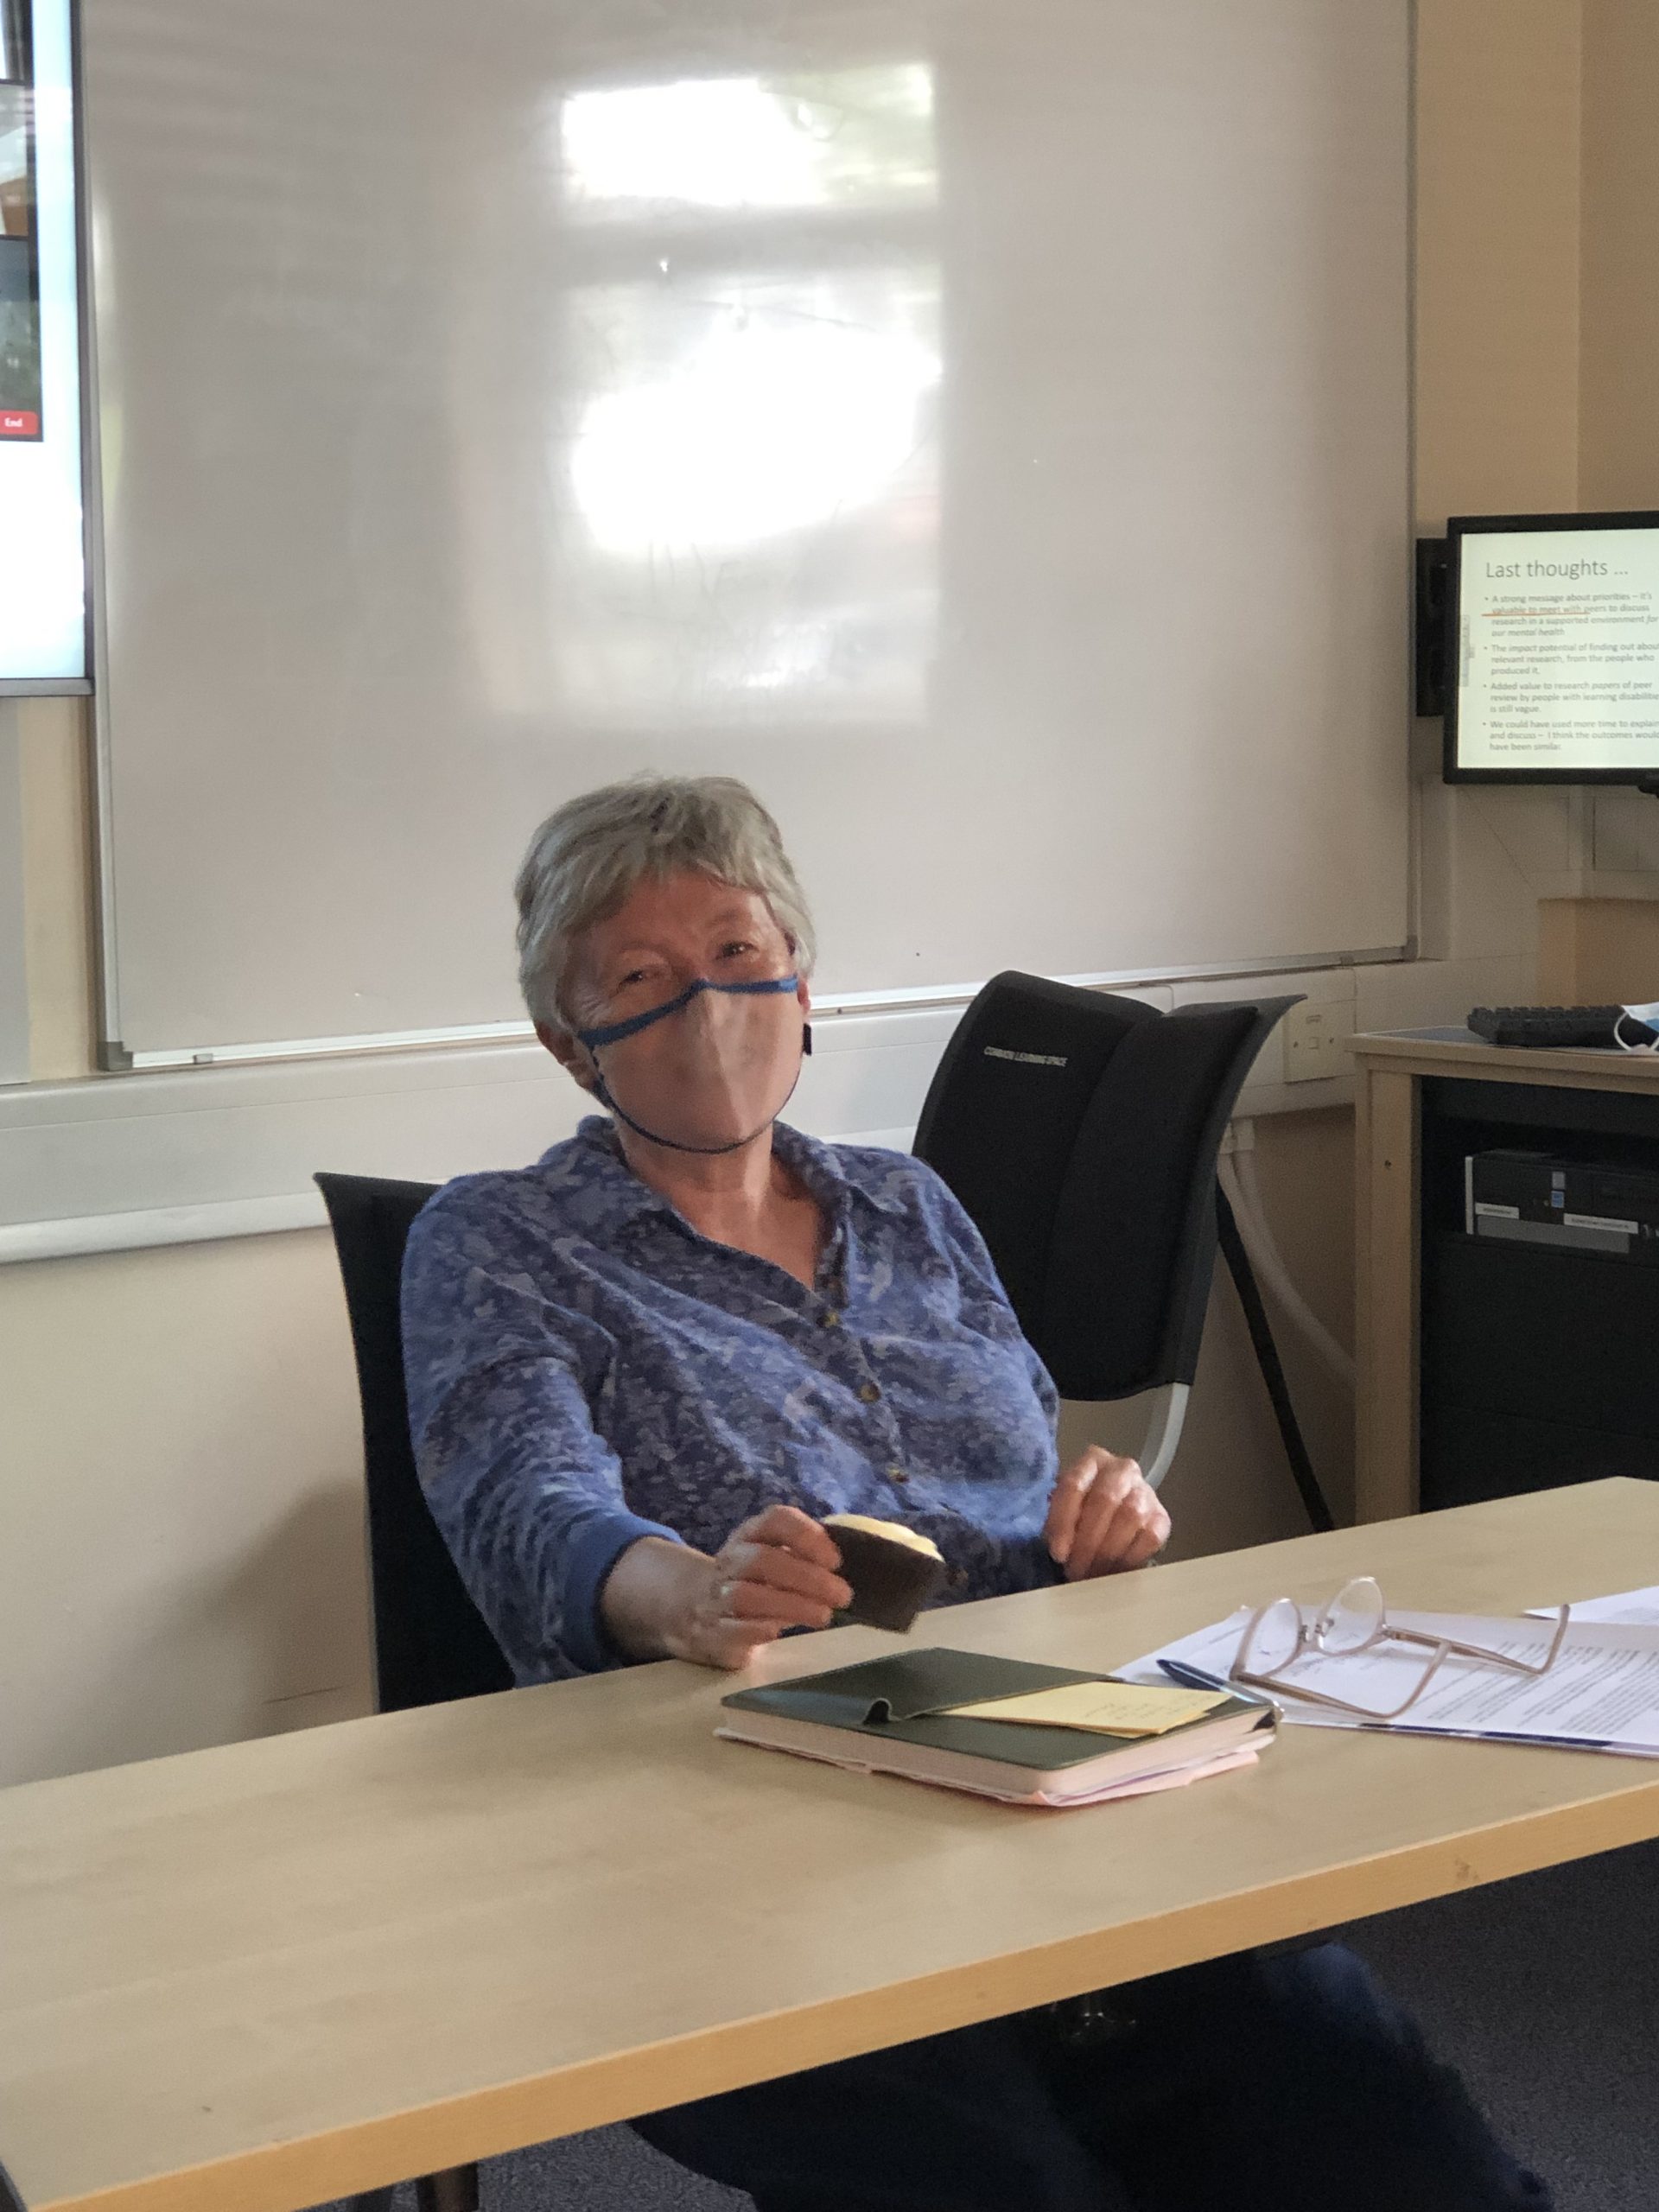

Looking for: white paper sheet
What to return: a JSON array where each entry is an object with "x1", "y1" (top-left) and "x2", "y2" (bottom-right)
[
  {"x1": 1121, "y1": 1610, "x2": 1659, "y2": 1755},
  {"x1": 1528, "y1": 1585, "x2": 1659, "y2": 1628}
]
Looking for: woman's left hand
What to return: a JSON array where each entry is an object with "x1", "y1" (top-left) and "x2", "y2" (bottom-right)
[{"x1": 1044, "y1": 1447, "x2": 1171, "y2": 1580}]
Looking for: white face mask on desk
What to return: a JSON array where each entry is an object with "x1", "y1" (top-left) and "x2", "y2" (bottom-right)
[{"x1": 1616, "y1": 1002, "x2": 1659, "y2": 1053}]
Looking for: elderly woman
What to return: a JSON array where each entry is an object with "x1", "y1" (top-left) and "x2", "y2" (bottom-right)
[{"x1": 401, "y1": 776, "x2": 1550, "y2": 2212}]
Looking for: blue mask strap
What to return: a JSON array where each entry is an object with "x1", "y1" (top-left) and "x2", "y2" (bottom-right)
[{"x1": 575, "y1": 972, "x2": 799, "y2": 1052}]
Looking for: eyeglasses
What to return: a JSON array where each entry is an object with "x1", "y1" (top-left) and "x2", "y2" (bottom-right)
[{"x1": 1231, "y1": 1577, "x2": 1570, "y2": 1721}]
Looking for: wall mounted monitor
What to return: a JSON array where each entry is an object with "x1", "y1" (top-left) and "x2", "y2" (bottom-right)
[
  {"x1": 0, "y1": 0, "x2": 86, "y2": 692},
  {"x1": 1444, "y1": 511, "x2": 1659, "y2": 787}
]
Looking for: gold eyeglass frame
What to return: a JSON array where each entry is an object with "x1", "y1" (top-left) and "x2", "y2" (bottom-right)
[{"x1": 1231, "y1": 1576, "x2": 1572, "y2": 1721}]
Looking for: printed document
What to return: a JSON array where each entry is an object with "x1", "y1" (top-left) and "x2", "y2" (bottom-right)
[
  {"x1": 1529, "y1": 1585, "x2": 1659, "y2": 1628},
  {"x1": 1123, "y1": 1611, "x2": 1659, "y2": 1755}
]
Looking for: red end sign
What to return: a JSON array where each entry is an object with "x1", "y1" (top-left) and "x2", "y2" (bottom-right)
[{"x1": 0, "y1": 410, "x2": 41, "y2": 436}]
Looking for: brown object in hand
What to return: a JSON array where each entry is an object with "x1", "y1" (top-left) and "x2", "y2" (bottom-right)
[{"x1": 823, "y1": 1514, "x2": 947, "y2": 1632}]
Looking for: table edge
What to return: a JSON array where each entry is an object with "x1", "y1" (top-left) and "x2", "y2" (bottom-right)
[{"x1": 31, "y1": 1770, "x2": 1659, "y2": 2212}]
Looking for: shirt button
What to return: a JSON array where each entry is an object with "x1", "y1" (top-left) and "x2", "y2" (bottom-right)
[
  {"x1": 949, "y1": 1567, "x2": 969, "y2": 1589},
  {"x1": 887, "y1": 1465, "x2": 908, "y2": 1485},
  {"x1": 858, "y1": 1380, "x2": 881, "y2": 1404},
  {"x1": 818, "y1": 1309, "x2": 841, "y2": 1329}
]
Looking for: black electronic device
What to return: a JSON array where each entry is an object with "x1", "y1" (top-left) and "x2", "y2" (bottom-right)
[
  {"x1": 1419, "y1": 1074, "x2": 1659, "y2": 1515},
  {"x1": 1438, "y1": 511, "x2": 1659, "y2": 789},
  {"x1": 1466, "y1": 1148, "x2": 1659, "y2": 1262},
  {"x1": 1414, "y1": 536, "x2": 1449, "y2": 717},
  {"x1": 1466, "y1": 1004, "x2": 1656, "y2": 1051}
]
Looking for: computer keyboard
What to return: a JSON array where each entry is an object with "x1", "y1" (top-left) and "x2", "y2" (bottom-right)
[{"x1": 1466, "y1": 1004, "x2": 1653, "y2": 1050}]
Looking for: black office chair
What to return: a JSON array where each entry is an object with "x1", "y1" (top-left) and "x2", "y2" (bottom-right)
[
  {"x1": 316, "y1": 1172, "x2": 509, "y2": 2212},
  {"x1": 317, "y1": 1173, "x2": 512, "y2": 1718},
  {"x1": 912, "y1": 971, "x2": 1331, "y2": 1524}
]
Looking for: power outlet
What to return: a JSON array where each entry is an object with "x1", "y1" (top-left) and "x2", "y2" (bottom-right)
[{"x1": 1282, "y1": 1000, "x2": 1355, "y2": 1083}]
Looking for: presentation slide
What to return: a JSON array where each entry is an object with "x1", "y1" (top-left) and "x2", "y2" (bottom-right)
[
  {"x1": 1454, "y1": 525, "x2": 1659, "y2": 774},
  {"x1": 0, "y1": 0, "x2": 85, "y2": 686}
]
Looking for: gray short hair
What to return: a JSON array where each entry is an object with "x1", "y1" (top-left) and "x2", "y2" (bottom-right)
[{"x1": 515, "y1": 775, "x2": 817, "y2": 1032}]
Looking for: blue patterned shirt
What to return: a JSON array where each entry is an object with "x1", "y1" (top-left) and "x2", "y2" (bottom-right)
[{"x1": 401, "y1": 1116, "x2": 1065, "y2": 1682}]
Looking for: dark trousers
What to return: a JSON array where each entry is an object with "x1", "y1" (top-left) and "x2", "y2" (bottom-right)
[{"x1": 633, "y1": 1943, "x2": 1551, "y2": 2212}]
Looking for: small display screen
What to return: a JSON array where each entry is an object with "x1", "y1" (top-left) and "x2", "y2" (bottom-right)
[
  {"x1": 1446, "y1": 513, "x2": 1659, "y2": 782},
  {"x1": 0, "y1": 0, "x2": 85, "y2": 687}
]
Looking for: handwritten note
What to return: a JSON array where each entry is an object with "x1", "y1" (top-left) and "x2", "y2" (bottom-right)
[{"x1": 947, "y1": 1681, "x2": 1228, "y2": 1737}]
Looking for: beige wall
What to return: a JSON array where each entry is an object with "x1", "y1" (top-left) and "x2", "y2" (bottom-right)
[
  {"x1": 1538, "y1": 895, "x2": 1659, "y2": 1002},
  {"x1": 0, "y1": 0, "x2": 1618, "y2": 1787},
  {"x1": 1580, "y1": 0, "x2": 1659, "y2": 507},
  {"x1": 0, "y1": 1230, "x2": 370, "y2": 1783},
  {"x1": 1415, "y1": 0, "x2": 1581, "y2": 524},
  {"x1": 19, "y1": 693, "x2": 93, "y2": 1083},
  {"x1": 1412, "y1": 0, "x2": 1583, "y2": 989}
]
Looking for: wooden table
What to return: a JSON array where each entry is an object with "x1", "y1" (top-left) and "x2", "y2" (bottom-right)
[
  {"x1": 1354, "y1": 1027, "x2": 1659, "y2": 1520},
  {"x1": 6, "y1": 1481, "x2": 1659, "y2": 2212}
]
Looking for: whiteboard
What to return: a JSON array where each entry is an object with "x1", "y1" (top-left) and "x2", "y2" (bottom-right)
[{"x1": 83, "y1": 0, "x2": 1410, "y2": 1066}]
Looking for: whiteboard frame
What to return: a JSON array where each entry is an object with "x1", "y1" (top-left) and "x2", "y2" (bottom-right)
[
  {"x1": 80, "y1": 0, "x2": 1418, "y2": 1069},
  {"x1": 99, "y1": 942, "x2": 1410, "y2": 1072}
]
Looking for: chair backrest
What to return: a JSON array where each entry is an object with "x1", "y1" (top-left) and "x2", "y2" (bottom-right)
[
  {"x1": 912, "y1": 973, "x2": 1299, "y2": 1401},
  {"x1": 315, "y1": 1172, "x2": 513, "y2": 1713}
]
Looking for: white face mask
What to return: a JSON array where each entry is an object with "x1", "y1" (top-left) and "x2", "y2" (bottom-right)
[
  {"x1": 1617, "y1": 1002, "x2": 1659, "y2": 1054},
  {"x1": 575, "y1": 972, "x2": 809, "y2": 1154}
]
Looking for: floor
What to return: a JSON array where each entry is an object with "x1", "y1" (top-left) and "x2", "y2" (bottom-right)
[{"x1": 308, "y1": 1835, "x2": 1659, "y2": 2212}]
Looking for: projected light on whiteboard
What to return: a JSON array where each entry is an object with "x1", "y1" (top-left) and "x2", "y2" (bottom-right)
[
  {"x1": 0, "y1": 0, "x2": 84, "y2": 690},
  {"x1": 570, "y1": 289, "x2": 938, "y2": 556},
  {"x1": 550, "y1": 67, "x2": 938, "y2": 726},
  {"x1": 561, "y1": 67, "x2": 937, "y2": 214}
]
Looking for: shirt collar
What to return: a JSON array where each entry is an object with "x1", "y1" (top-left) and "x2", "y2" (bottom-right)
[
  {"x1": 538, "y1": 1115, "x2": 906, "y2": 1229},
  {"x1": 768, "y1": 1122, "x2": 908, "y2": 1221}
]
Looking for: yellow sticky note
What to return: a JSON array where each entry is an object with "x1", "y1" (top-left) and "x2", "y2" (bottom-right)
[{"x1": 948, "y1": 1681, "x2": 1228, "y2": 1736}]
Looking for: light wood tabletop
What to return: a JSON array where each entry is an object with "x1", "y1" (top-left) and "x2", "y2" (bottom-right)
[
  {"x1": 1353, "y1": 1026, "x2": 1659, "y2": 1093},
  {"x1": 5, "y1": 1480, "x2": 1659, "y2": 2212}
]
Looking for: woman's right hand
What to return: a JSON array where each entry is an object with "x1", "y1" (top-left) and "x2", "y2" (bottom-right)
[{"x1": 668, "y1": 1505, "x2": 853, "y2": 1670}]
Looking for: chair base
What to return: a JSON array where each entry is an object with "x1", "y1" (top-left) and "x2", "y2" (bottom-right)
[
  {"x1": 416, "y1": 2166, "x2": 480, "y2": 2212},
  {"x1": 349, "y1": 2164, "x2": 480, "y2": 2212}
]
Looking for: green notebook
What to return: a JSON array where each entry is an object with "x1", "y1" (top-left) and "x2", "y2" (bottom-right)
[{"x1": 719, "y1": 1646, "x2": 1273, "y2": 1806}]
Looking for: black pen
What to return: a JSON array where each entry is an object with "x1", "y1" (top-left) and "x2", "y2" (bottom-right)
[{"x1": 1158, "y1": 1656, "x2": 1283, "y2": 1717}]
